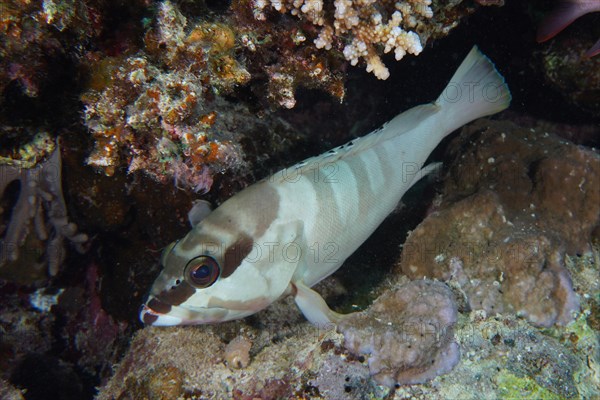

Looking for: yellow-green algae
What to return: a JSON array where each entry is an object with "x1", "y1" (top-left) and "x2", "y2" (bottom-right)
[{"x1": 496, "y1": 370, "x2": 562, "y2": 400}]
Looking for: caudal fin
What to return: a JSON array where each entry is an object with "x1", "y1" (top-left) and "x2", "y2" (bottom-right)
[{"x1": 435, "y1": 46, "x2": 511, "y2": 133}]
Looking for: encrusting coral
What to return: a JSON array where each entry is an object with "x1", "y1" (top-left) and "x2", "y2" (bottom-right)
[
  {"x1": 82, "y1": 1, "x2": 249, "y2": 192},
  {"x1": 0, "y1": 0, "x2": 100, "y2": 102},
  {"x1": 0, "y1": 137, "x2": 88, "y2": 277}
]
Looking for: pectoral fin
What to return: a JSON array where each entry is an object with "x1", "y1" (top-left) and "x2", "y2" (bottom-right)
[
  {"x1": 407, "y1": 162, "x2": 442, "y2": 192},
  {"x1": 292, "y1": 280, "x2": 347, "y2": 327},
  {"x1": 188, "y1": 199, "x2": 213, "y2": 227}
]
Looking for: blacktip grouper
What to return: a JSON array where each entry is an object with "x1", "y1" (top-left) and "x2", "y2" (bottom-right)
[{"x1": 140, "y1": 46, "x2": 511, "y2": 327}]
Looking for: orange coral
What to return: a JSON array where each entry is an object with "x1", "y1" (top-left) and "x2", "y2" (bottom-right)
[{"x1": 82, "y1": 2, "x2": 249, "y2": 192}]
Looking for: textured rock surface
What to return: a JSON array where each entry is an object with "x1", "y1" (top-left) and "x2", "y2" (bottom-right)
[
  {"x1": 537, "y1": 17, "x2": 600, "y2": 116},
  {"x1": 399, "y1": 119, "x2": 599, "y2": 327},
  {"x1": 338, "y1": 280, "x2": 459, "y2": 387},
  {"x1": 96, "y1": 244, "x2": 600, "y2": 399},
  {"x1": 95, "y1": 300, "x2": 382, "y2": 400}
]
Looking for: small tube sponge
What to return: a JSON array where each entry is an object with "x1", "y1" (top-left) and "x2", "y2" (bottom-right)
[
  {"x1": 337, "y1": 280, "x2": 459, "y2": 387},
  {"x1": 224, "y1": 335, "x2": 252, "y2": 369}
]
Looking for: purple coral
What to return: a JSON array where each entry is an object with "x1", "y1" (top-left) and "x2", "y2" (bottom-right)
[
  {"x1": 0, "y1": 145, "x2": 88, "y2": 276},
  {"x1": 338, "y1": 280, "x2": 460, "y2": 387}
]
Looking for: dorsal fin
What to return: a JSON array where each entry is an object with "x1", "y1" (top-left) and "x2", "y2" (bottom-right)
[{"x1": 272, "y1": 103, "x2": 440, "y2": 183}]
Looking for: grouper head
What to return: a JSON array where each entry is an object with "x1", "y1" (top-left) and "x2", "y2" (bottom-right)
[{"x1": 140, "y1": 184, "x2": 303, "y2": 326}]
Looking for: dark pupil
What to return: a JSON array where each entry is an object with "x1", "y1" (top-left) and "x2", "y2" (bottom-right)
[{"x1": 193, "y1": 265, "x2": 210, "y2": 280}]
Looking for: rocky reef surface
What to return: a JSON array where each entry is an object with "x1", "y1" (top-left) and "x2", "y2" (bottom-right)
[
  {"x1": 399, "y1": 119, "x2": 599, "y2": 328},
  {"x1": 0, "y1": 0, "x2": 599, "y2": 399}
]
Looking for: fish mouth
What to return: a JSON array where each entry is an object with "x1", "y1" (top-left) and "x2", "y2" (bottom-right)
[
  {"x1": 139, "y1": 304, "x2": 183, "y2": 326},
  {"x1": 139, "y1": 298, "x2": 230, "y2": 326}
]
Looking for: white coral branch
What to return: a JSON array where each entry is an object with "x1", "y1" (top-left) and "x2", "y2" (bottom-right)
[{"x1": 0, "y1": 144, "x2": 88, "y2": 276}]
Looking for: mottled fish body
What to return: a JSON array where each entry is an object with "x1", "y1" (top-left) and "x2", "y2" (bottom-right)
[{"x1": 141, "y1": 46, "x2": 511, "y2": 327}]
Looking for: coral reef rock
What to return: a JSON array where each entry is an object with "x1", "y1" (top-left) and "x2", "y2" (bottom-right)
[
  {"x1": 96, "y1": 317, "x2": 385, "y2": 399},
  {"x1": 95, "y1": 232, "x2": 599, "y2": 399},
  {"x1": 537, "y1": 23, "x2": 600, "y2": 116},
  {"x1": 0, "y1": 0, "x2": 99, "y2": 102},
  {"x1": 253, "y1": 0, "x2": 430, "y2": 80},
  {"x1": 393, "y1": 247, "x2": 600, "y2": 399},
  {"x1": 0, "y1": 260, "x2": 128, "y2": 396},
  {"x1": 338, "y1": 279, "x2": 460, "y2": 387},
  {"x1": 399, "y1": 119, "x2": 599, "y2": 327},
  {"x1": 229, "y1": 0, "x2": 479, "y2": 107},
  {"x1": 82, "y1": 1, "x2": 312, "y2": 192}
]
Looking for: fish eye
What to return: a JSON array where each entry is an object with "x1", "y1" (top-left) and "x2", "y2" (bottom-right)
[{"x1": 184, "y1": 255, "x2": 220, "y2": 288}]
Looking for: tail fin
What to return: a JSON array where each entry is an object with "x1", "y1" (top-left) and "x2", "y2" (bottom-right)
[{"x1": 435, "y1": 46, "x2": 511, "y2": 133}]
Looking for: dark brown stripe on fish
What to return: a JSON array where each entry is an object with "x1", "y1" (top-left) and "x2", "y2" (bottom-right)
[
  {"x1": 242, "y1": 182, "x2": 280, "y2": 238},
  {"x1": 345, "y1": 156, "x2": 375, "y2": 218},
  {"x1": 147, "y1": 297, "x2": 172, "y2": 314},
  {"x1": 156, "y1": 281, "x2": 195, "y2": 305},
  {"x1": 314, "y1": 168, "x2": 343, "y2": 237},
  {"x1": 217, "y1": 182, "x2": 280, "y2": 238},
  {"x1": 221, "y1": 233, "x2": 254, "y2": 278}
]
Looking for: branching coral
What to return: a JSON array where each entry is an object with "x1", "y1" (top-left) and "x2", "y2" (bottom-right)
[
  {"x1": 230, "y1": 0, "x2": 475, "y2": 106},
  {"x1": 82, "y1": 1, "x2": 249, "y2": 192},
  {"x1": 0, "y1": 139, "x2": 88, "y2": 277},
  {"x1": 252, "y1": 0, "x2": 433, "y2": 80},
  {"x1": 231, "y1": 0, "x2": 347, "y2": 108}
]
